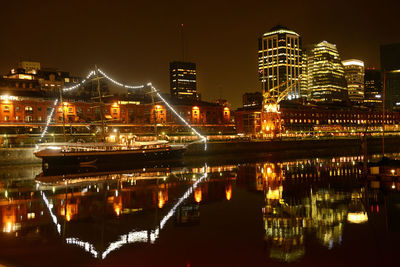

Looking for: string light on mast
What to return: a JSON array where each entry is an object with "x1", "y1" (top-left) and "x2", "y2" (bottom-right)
[
  {"x1": 37, "y1": 67, "x2": 206, "y2": 145},
  {"x1": 38, "y1": 99, "x2": 58, "y2": 143}
]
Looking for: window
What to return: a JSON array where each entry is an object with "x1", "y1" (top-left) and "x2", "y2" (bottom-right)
[
  {"x1": 68, "y1": 108, "x2": 73, "y2": 113},
  {"x1": 25, "y1": 106, "x2": 33, "y2": 111},
  {"x1": 15, "y1": 116, "x2": 20, "y2": 121},
  {"x1": 15, "y1": 106, "x2": 20, "y2": 111},
  {"x1": 4, "y1": 116, "x2": 9, "y2": 121},
  {"x1": 25, "y1": 116, "x2": 32, "y2": 122},
  {"x1": 3, "y1": 106, "x2": 9, "y2": 112},
  {"x1": 38, "y1": 107, "x2": 42, "y2": 111},
  {"x1": 38, "y1": 116, "x2": 42, "y2": 121}
]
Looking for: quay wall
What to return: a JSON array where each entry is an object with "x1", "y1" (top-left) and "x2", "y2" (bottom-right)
[
  {"x1": 0, "y1": 148, "x2": 40, "y2": 165},
  {"x1": 185, "y1": 137, "x2": 400, "y2": 156},
  {"x1": 1, "y1": 137, "x2": 400, "y2": 166}
]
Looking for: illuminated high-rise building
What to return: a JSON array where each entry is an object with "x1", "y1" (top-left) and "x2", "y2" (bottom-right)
[
  {"x1": 258, "y1": 25, "x2": 302, "y2": 100},
  {"x1": 306, "y1": 41, "x2": 348, "y2": 102},
  {"x1": 169, "y1": 61, "x2": 199, "y2": 100},
  {"x1": 364, "y1": 68, "x2": 382, "y2": 108},
  {"x1": 380, "y1": 43, "x2": 400, "y2": 110},
  {"x1": 342, "y1": 59, "x2": 364, "y2": 103}
]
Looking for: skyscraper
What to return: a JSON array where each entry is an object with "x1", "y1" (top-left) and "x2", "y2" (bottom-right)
[
  {"x1": 305, "y1": 41, "x2": 348, "y2": 102},
  {"x1": 169, "y1": 61, "x2": 198, "y2": 100},
  {"x1": 380, "y1": 43, "x2": 400, "y2": 110},
  {"x1": 342, "y1": 59, "x2": 364, "y2": 103},
  {"x1": 258, "y1": 25, "x2": 302, "y2": 101},
  {"x1": 364, "y1": 68, "x2": 382, "y2": 108}
]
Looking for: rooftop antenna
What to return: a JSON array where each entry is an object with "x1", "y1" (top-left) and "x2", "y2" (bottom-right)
[{"x1": 180, "y1": 23, "x2": 185, "y2": 61}]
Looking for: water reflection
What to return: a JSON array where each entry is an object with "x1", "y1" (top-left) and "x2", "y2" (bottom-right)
[
  {"x1": 0, "y1": 154, "x2": 399, "y2": 265},
  {"x1": 255, "y1": 158, "x2": 370, "y2": 262}
]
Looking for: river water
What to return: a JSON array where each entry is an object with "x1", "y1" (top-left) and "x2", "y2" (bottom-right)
[{"x1": 0, "y1": 153, "x2": 399, "y2": 266}]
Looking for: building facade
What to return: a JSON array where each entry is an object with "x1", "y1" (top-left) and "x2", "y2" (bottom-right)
[
  {"x1": 380, "y1": 43, "x2": 400, "y2": 111},
  {"x1": 342, "y1": 59, "x2": 364, "y2": 103},
  {"x1": 235, "y1": 103, "x2": 400, "y2": 136},
  {"x1": 0, "y1": 95, "x2": 232, "y2": 136},
  {"x1": 243, "y1": 92, "x2": 263, "y2": 108},
  {"x1": 305, "y1": 41, "x2": 348, "y2": 102},
  {"x1": 169, "y1": 61, "x2": 199, "y2": 100},
  {"x1": 258, "y1": 25, "x2": 302, "y2": 100},
  {"x1": 364, "y1": 68, "x2": 382, "y2": 108}
]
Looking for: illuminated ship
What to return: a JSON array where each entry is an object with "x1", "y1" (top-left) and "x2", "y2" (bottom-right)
[{"x1": 34, "y1": 140, "x2": 186, "y2": 169}]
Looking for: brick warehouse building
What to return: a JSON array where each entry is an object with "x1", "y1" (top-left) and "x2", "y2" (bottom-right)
[
  {"x1": 234, "y1": 101, "x2": 400, "y2": 137},
  {"x1": 0, "y1": 95, "x2": 233, "y2": 136}
]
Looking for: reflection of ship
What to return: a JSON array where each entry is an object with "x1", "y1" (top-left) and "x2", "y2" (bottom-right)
[
  {"x1": 175, "y1": 205, "x2": 200, "y2": 225},
  {"x1": 34, "y1": 141, "x2": 186, "y2": 169}
]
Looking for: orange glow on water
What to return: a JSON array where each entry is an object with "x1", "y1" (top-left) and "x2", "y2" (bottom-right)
[
  {"x1": 194, "y1": 187, "x2": 202, "y2": 203},
  {"x1": 113, "y1": 196, "x2": 123, "y2": 216},
  {"x1": 225, "y1": 184, "x2": 232, "y2": 200},
  {"x1": 158, "y1": 190, "x2": 168, "y2": 208}
]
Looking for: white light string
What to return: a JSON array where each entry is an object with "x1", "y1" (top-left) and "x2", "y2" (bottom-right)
[
  {"x1": 95, "y1": 68, "x2": 206, "y2": 142},
  {"x1": 97, "y1": 68, "x2": 144, "y2": 89},
  {"x1": 37, "y1": 68, "x2": 206, "y2": 144},
  {"x1": 40, "y1": 165, "x2": 208, "y2": 259},
  {"x1": 150, "y1": 84, "x2": 206, "y2": 142},
  {"x1": 38, "y1": 99, "x2": 58, "y2": 143},
  {"x1": 38, "y1": 70, "x2": 95, "y2": 144},
  {"x1": 63, "y1": 70, "x2": 95, "y2": 92}
]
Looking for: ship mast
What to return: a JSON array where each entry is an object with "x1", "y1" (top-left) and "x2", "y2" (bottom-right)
[
  {"x1": 59, "y1": 87, "x2": 67, "y2": 142},
  {"x1": 94, "y1": 65, "x2": 106, "y2": 142},
  {"x1": 150, "y1": 86, "x2": 158, "y2": 140}
]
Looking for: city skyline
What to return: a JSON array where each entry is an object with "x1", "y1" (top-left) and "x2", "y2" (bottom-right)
[{"x1": 1, "y1": 0, "x2": 400, "y2": 108}]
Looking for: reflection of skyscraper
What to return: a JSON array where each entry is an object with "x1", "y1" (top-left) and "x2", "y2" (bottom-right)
[
  {"x1": 258, "y1": 25, "x2": 302, "y2": 100},
  {"x1": 342, "y1": 59, "x2": 364, "y2": 103},
  {"x1": 260, "y1": 158, "x2": 366, "y2": 262},
  {"x1": 305, "y1": 41, "x2": 348, "y2": 102}
]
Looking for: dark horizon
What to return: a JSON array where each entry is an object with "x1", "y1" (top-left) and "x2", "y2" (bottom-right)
[{"x1": 1, "y1": 0, "x2": 399, "y2": 108}]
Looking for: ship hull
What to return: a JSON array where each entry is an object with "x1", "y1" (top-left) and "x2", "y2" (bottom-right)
[{"x1": 37, "y1": 147, "x2": 186, "y2": 169}]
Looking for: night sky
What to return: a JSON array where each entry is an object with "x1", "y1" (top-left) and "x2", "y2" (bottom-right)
[{"x1": 1, "y1": 0, "x2": 399, "y2": 108}]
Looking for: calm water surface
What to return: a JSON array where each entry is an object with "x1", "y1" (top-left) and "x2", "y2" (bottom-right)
[{"x1": 0, "y1": 154, "x2": 400, "y2": 267}]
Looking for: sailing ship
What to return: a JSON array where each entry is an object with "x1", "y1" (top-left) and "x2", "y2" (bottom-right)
[
  {"x1": 35, "y1": 141, "x2": 186, "y2": 168},
  {"x1": 34, "y1": 67, "x2": 187, "y2": 169}
]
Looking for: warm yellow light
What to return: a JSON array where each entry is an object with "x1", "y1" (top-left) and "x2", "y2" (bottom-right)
[
  {"x1": 194, "y1": 187, "x2": 202, "y2": 203},
  {"x1": 347, "y1": 212, "x2": 368, "y2": 224},
  {"x1": 266, "y1": 187, "x2": 282, "y2": 200},
  {"x1": 158, "y1": 190, "x2": 168, "y2": 208},
  {"x1": 225, "y1": 184, "x2": 232, "y2": 200},
  {"x1": 193, "y1": 106, "x2": 199, "y2": 110}
]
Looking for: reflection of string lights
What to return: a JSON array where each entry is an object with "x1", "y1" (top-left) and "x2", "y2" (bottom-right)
[
  {"x1": 102, "y1": 169, "x2": 207, "y2": 259},
  {"x1": 41, "y1": 192, "x2": 61, "y2": 234},
  {"x1": 66, "y1": 237, "x2": 98, "y2": 258},
  {"x1": 41, "y1": 164, "x2": 208, "y2": 259}
]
